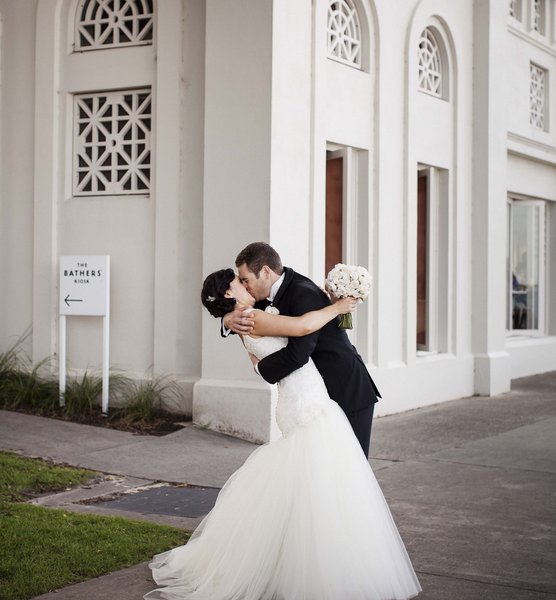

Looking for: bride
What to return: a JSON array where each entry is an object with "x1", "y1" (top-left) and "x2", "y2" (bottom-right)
[{"x1": 144, "y1": 268, "x2": 421, "y2": 600}]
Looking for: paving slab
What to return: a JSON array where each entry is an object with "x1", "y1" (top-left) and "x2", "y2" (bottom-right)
[
  {"x1": 27, "y1": 474, "x2": 204, "y2": 529},
  {"x1": 415, "y1": 572, "x2": 555, "y2": 600},
  {"x1": 430, "y1": 416, "x2": 556, "y2": 473},
  {"x1": 30, "y1": 475, "x2": 154, "y2": 506},
  {"x1": 0, "y1": 410, "x2": 141, "y2": 458},
  {"x1": 32, "y1": 564, "x2": 556, "y2": 600},
  {"x1": 0, "y1": 411, "x2": 256, "y2": 487},
  {"x1": 74, "y1": 426, "x2": 255, "y2": 487},
  {"x1": 0, "y1": 371, "x2": 554, "y2": 600},
  {"x1": 371, "y1": 374, "x2": 556, "y2": 462},
  {"x1": 32, "y1": 562, "x2": 154, "y2": 600},
  {"x1": 95, "y1": 484, "x2": 221, "y2": 518},
  {"x1": 377, "y1": 459, "x2": 556, "y2": 595}
]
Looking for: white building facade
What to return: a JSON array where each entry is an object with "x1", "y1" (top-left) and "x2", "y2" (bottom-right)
[{"x1": 0, "y1": 0, "x2": 555, "y2": 443}]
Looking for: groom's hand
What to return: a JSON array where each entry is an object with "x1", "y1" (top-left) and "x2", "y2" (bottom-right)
[{"x1": 223, "y1": 306, "x2": 255, "y2": 335}]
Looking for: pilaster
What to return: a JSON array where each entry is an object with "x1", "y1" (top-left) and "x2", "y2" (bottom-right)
[
  {"x1": 471, "y1": 0, "x2": 511, "y2": 395},
  {"x1": 194, "y1": 0, "x2": 313, "y2": 442}
]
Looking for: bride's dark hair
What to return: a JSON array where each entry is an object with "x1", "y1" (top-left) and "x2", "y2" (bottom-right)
[{"x1": 201, "y1": 268, "x2": 237, "y2": 318}]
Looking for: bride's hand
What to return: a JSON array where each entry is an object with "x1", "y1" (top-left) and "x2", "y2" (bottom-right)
[
  {"x1": 335, "y1": 296, "x2": 357, "y2": 314},
  {"x1": 224, "y1": 306, "x2": 255, "y2": 335}
]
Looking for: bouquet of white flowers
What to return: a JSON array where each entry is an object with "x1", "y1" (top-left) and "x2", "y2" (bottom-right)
[{"x1": 325, "y1": 264, "x2": 372, "y2": 329}]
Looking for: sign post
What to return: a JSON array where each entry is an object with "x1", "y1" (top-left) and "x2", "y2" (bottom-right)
[{"x1": 59, "y1": 256, "x2": 110, "y2": 413}]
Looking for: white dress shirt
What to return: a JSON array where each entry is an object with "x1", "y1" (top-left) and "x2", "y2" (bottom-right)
[{"x1": 267, "y1": 272, "x2": 285, "y2": 304}]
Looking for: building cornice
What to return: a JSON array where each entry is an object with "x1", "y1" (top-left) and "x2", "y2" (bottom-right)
[
  {"x1": 507, "y1": 131, "x2": 556, "y2": 166},
  {"x1": 507, "y1": 24, "x2": 556, "y2": 58}
]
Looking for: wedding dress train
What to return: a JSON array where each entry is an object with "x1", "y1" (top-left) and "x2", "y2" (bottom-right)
[{"x1": 144, "y1": 336, "x2": 421, "y2": 600}]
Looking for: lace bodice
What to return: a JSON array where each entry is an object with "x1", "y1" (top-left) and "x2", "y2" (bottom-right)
[{"x1": 243, "y1": 336, "x2": 332, "y2": 436}]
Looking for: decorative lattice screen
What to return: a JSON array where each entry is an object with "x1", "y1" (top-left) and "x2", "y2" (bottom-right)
[
  {"x1": 530, "y1": 63, "x2": 546, "y2": 129},
  {"x1": 73, "y1": 89, "x2": 152, "y2": 196},
  {"x1": 509, "y1": 0, "x2": 521, "y2": 20},
  {"x1": 327, "y1": 0, "x2": 362, "y2": 68},
  {"x1": 418, "y1": 28, "x2": 442, "y2": 97},
  {"x1": 533, "y1": 0, "x2": 546, "y2": 34},
  {"x1": 75, "y1": 0, "x2": 154, "y2": 51}
]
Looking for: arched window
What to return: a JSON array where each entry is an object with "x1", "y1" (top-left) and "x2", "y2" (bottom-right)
[
  {"x1": 417, "y1": 28, "x2": 443, "y2": 98},
  {"x1": 327, "y1": 0, "x2": 362, "y2": 68},
  {"x1": 75, "y1": 0, "x2": 154, "y2": 51}
]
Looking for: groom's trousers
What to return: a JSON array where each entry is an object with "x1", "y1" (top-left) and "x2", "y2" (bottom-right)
[{"x1": 346, "y1": 403, "x2": 375, "y2": 458}]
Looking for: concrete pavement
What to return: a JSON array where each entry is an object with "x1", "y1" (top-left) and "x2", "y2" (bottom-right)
[{"x1": 1, "y1": 371, "x2": 555, "y2": 599}]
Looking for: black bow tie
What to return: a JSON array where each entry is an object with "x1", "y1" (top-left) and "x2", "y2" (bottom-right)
[{"x1": 255, "y1": 299, "x2": 271, "y2": 310}]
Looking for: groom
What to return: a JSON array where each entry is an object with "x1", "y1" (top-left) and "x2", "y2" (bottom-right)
[{"x1": 223, "y1": 242, "x2": 380, "y2": 457}]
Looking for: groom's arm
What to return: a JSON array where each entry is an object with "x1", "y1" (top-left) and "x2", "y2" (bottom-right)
[{"x1": 257, "y1": 285, "x2": 330, "y2": 384}]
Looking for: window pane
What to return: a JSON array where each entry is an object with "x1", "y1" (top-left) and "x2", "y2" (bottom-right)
[{"x1": 511, "y1": 205, "x2": 539, "y2": 330}]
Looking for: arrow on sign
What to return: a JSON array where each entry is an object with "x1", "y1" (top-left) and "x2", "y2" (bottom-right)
[{"x1": 64, "y1": 295, "x2": 83, "y2": 307}]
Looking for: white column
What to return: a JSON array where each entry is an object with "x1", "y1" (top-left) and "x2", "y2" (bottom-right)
[
  {"x1": 194, "y1": 0, "x2": 275, "y2": 444},
  {"x1": 194, "y1": 0, "x2": 313, "y2": 443},
  {"x1": 152, "y1": 0, "x2": 204, "y2": 414},
  {"x1": 471, "y1": 0, "x2": 511, "y2": 395},
  {"x1": 0, "y1": 1, "x2": 38, "y2": 347},
  {"x1": 268, "y1": 0, "x2": 313, "y2": 271},
  {"x1": 152, "y1": 0, "x2": 183, "y2": 377}
]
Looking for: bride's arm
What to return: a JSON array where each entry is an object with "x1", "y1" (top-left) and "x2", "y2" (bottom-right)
[{"x1": 249, "y1": 297, "x2": 356, "y2": 337}]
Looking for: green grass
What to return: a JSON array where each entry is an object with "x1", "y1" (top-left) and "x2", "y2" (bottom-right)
[
  {"x1": 0, "y1": 452, "x2": 189, "y2": 600},
  {"x1": 0, "y1": 505, "x2": 188, "y2": 600},
  {"x1": 0, "y1": 451, "x2": 93, "y2": 503}
]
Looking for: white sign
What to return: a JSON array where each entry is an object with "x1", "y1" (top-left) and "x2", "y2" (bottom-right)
[{"x1": 59, "y1": 255, "x2": 110, "y2": 316}]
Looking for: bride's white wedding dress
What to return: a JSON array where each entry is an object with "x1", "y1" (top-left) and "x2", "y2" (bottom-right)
[{"x1": 145, "y1": 336, "x2": 421, "y2": 600}]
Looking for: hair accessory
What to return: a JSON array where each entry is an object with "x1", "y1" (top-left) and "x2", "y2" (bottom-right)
[{"x1": 206, "y1": 295, "x2": 216, "y2": 302}]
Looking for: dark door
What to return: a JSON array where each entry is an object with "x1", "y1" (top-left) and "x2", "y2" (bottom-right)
[
  {"x1": 417, "y1": 174, "x2": 428, "y2": 348},
  {"x1": 326, "y1": 157, "x2": 343, "y2": 277}
]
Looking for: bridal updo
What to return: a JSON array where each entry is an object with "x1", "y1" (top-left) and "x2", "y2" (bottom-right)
[{"x1": 201, "y1": 268, "x2": 237, "y2": 318}]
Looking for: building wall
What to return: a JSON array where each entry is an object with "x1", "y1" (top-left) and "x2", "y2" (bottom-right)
[
  {"x1": 0, "y1": 0, "x2": 554, "y2": 443},
  {"x1": 0, "y1": 0, "x2": 38, "y2": 351},
  {"x1": 1, "y1": 0, "x2": 206, "y2": 413},
  {"x1": 505, "y1": 0, "x2": 556, "y2": 377}
]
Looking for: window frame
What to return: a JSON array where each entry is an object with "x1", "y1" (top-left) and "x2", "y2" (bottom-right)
[
  {"x1": 416, "y1": 165, "x2": 450, "y2": 355},
  {"x1": 507, "y1": 197, "x2": 547, "y2": 337},
  {"x1": 416, "y1": 168, "x2": 436, "y2": 352}
]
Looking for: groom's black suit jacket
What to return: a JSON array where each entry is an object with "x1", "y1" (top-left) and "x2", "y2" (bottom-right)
[{"x1": 257, "y1": 267, "x2": 380, "y2": 414}]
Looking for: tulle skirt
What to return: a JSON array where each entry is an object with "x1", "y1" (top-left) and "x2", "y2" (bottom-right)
[{"x1": 144, "y1": 401, "x2": 421, "y2": 600}]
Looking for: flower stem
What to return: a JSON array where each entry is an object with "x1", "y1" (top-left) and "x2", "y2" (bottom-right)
[{"x1": 338, "y1": 313, "x2": 353, "y2": 329}]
